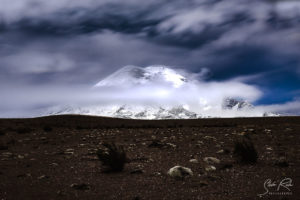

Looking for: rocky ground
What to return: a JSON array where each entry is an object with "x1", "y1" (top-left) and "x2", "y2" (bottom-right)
[{"x1": 0, "y1": 115, "x2": 299, "y2": 200}]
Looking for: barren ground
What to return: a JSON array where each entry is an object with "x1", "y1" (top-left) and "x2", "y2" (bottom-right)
[{"x1": 0, "y1": 116, "x2": 299, "y2": 200}]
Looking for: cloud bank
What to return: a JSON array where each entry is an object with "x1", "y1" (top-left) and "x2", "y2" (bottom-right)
[{"x1": 0, "y1": 0, "x2": 299, "y2": 117}]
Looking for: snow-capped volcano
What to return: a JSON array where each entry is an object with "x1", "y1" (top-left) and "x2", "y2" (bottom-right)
[
  {"x1": 45, "y1": 65, "x2": 269, "y2": 118},
  {"x1": 94, "y1": 65, "x2": 187, "y2": 88}
]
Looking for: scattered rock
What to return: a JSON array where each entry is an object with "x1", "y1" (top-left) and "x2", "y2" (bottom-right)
[
  {"x1": 70, "y1": 183, "x2": 90, "y2": 190},
  {"x1": 203, "y1": 157, "x2": 220, "y2": 164},
  {"x1": 264, "y1": 129, "x2": 271, "y2": 133},
  {"x1": 216, "y1": 149, "x2": 224, "y2": 154},
  {"x1": 204, "y1": 136, "x2": 216, "y2": 140},
  {"x1": 266, "y1": 146, "x2": 273, "y2": 151},
  {"x1": 247, "y1": 129, "x2": 255, "y2": 133},
  {"x1": 50, "y1": 163, "x2": 59, "y2": 167},
  {"x1": 189, "y1": 159, "x2": 199, "y2": 163},
  {"x1": 2, "y1": 152, "x2": 13, "y2": 158},
  {"x1": 205, "y1": 165, "x2": 216, "y2": 172},
  {"x1": 148, "y1": 140, "x2": 164, "y2": 148},
  {"x1": 130, "y1": 169, "x2": 143, "y2": 174},
  {"x1": 166, "y1": 143, "x2": 176, "y2": 148},
  {"x1": 167, "y1": 166, "x2": 193, "y2": 179},
  {"x1": 17, "y1": 155, "x2": 24, "y2": 159},
  {"x1": 153, "y1": 172, "x2": 161, "y2": 176},
  {"x1": 64, "y1": 149, "x2": 74, "y2": 155},
  {"x1": 38, "y1": 175, "x2": 49, "y2": 180},
  {"x1": 199, "y1": 181, "x2": 208, "y2": 187}
]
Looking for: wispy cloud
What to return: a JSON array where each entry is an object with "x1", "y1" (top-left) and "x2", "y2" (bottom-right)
[{"x1": 0, "y1": 0, "x2": 299, "y2": 117}]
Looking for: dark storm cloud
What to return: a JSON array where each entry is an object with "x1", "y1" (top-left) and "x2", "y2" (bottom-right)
[{"x1": 0, "y1": 0, "x2": 300, "y2": 116}]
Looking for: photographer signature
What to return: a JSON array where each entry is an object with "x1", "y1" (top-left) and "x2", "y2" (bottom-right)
[{"x1": 258, "y1": 178, "x2": 293, "y2": 197}]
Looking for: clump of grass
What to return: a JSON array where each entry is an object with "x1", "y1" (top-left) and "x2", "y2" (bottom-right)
[
  {"x1": 234, "y1": 134, "x2": 258, "y2": 164},
  {"x1": 43, "y1": 126, "x2": 53, "y2": 132},
  {"x1": 16, "y1": 127, "x2": 32, "y2": 134},
  {"x1": 0, "y1": 130, "x2": 5, "y2": 136},
  {"x1": 96, "y1": 142, "x2": 127, "y2": 172}
]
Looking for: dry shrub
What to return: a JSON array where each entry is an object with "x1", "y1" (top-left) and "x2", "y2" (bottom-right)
[
  {"x1": 234, "y1": 135, "x2": 258, "y2": 164},
  {"x1": 96, "y1": 142, "x2": 127, "y2": 172}
]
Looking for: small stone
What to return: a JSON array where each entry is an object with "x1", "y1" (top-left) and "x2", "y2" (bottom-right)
[
  {"x1": 2, "y1": 152, "x2": 13, "y2": 158},
  {"x1": 70, "y1": 183, "x2": 90, "y2": 190},
  {"x1": 64, "y1": 149, "x2": 74, "y2": 155},
  {"x1": 38, "y1": 175, "x2": 49, "y2": 180},
  {"x1": 18, "y1": 155, "x2": 24, "y2": 159},
  {"x1": 266, "y1": 147, "x2": 273, "y2": 151},
  {"x1": 204, "y1": 136, "x2": 216, "y2": 140},
  {"x1": 148, "y1": 140, "x2": 164, "y2": 148},
  {"x1": 130, "y1": 169, "x2": 143, "y2": 174},
  {"x1": 65, "y1": 148, "x2": 74, "y2": 152},
  {"x1": 166, "y1": 143, "x2": 176, "y2": 148},
  {"x1": 205, "y1": 165, "x2": 216, "y2": 172},
  {"x1": 203, "y1": 157, "x2": 220, "y2": 164},
  {"x1": 167, "y1": 166, "x2": 193, "y2": 179},
  {"x1": 50, "y1": 163, "x2": 59, "y2": 167},
  {"x1": 216, "y1": 149, "x2": 224, "y2": 154},
  {"x1": 153, "y1": 172, "x2": 161, "y2": 176},
  {"x1": 264, "y1": 129, "x2": 271, "y2": 133},
  {"x1": 199, "y1": 181, "x2": 208, "y2": 187},
  {"x1": 189, "y1": 159, "x2": 199, "y2": 163},
  {"x1": 238, "y1": 132, "x2": 246, "y2": 136}
]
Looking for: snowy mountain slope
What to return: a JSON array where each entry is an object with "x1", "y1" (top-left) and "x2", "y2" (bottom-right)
[
  {"x1": 46, "y1": 104, "x2": 199, "y2": 119},
  {"x1": 94, "y1": 65, "x2": 187, "y2": 88},
  {"x1": 45, "y1": 65, "x2": 269, "y2": 118}
]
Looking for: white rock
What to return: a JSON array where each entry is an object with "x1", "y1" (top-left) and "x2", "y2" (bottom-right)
[
  {"x1": 216, "y1": 149, "x2": 224, "y2": 154},
  {"x1": 167, "y1": 166, "x2": 193, "y2": 178},
  {"x1": 205, "y1": 165, "x2": 216, "y2": 172},
  {"x1": 166, "y1": 143, "x2": 177, "y2": 148},
  {"x1": 203, "y1": 157, "x2": 220, "y2": 164},
  {"x1": 189, "y1": 159, "x2": 199, "y2": 163}
]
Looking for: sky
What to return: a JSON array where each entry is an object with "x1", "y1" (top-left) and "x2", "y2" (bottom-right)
[{"x1": 0, "y1": 0, "x2": 300, "y2": 117}]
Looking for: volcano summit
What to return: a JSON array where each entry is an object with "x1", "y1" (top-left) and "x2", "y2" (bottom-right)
[{"x1": 46, "y1": 65, "x2": 270, "y2": 119}]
